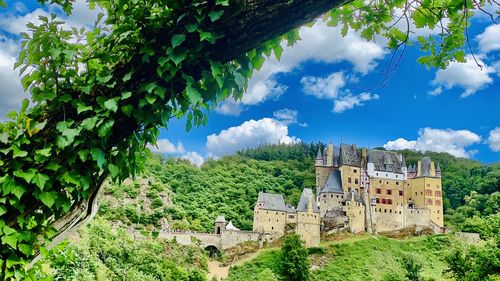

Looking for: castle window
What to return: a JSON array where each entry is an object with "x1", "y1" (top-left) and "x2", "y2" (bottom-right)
[
  {"x1": 435, "y1": 191, "x2": 441, "y2": 197},
  {"x1": 354, "y1": 169, "x2": 357, "y2": 173},
  {"x1": 387, "y1": 189, "x2": 392, "y2": 195},
  {"x1": 376, "y1": 188, "x2": 381, "y2": 194},
  {"x1": 415, "y1": 192, "x2": 418, "y2": 196},
  {"x1": 399, "y1": 190, "x2": 404, "y2": 196},
  {"x1": 388, "y1": 199, "x2": 393, "y2": 205},
  {"x1": 390, "y1": 210, "x2": 392, "y2": 213},
  {"x1": 331, "y1": 194, "x2": 333, "y2": 198},
  {"x1": 355, "y1": 179, "x2": 359, "y2": 184},
  {"x1": 386, "y1": 181, "x2": 389, "y2": 184},
  {"x1": 376, "y1": 198, "x2": 380, "y2": 203},
  {"x1": 386, "y1": 174, "x2": 388, "y2": 177},
  {"x1": 384, "y1": 209, "x2": 387, "y2": 213},
  {"x1": 382, "y1": 199, "x2": 387, "y2": 204},
  {"x1": 435, "y1": 200, "x2": 441, "y2": 206},
  {"x1": 276, "y1": 212, "x2": 278, "y2": 215},
  {"x1": 396, "y1": 175, "x2": 398, "y2": 178},
  {"x1": 396, "y1": 182, "x2": 399, "y2": 185},
  {"x1": 323, "y1": 194, "x2": 326, "y2": 198},
  {"x1": 399, "y1": 211, "x2": 402, "y2": 214},
  {"x1": 379, "y1": 180, "x2": 381, "y2": 183},
  {"x1": 427, "y1": 184, "x2": 430, "y2": 187},
  {"x1": 348, "y1": 177, "x2": 352, "y2": 183},
  {"x1": 271, "y1": 226, "x2": 274, "y2": 230},
  {"x1": 426, "y1": 199, "x2": 433, "y2": 205},
  {"x1": 426, "y1": 189, "x2": 432, "y2": 196}
]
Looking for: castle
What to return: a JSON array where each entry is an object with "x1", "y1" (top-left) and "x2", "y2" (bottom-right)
[{"x1": 252, "y1": 143, "x2": 444, "y2": 247}]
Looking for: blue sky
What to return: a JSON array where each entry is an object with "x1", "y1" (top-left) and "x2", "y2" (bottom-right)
[{"x1": 0, "y1": 1, "x2": 499, "y2": 165}]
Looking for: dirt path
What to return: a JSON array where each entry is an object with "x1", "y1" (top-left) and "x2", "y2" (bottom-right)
[{"x1": 207, "y1": 260, "x2": 230, "y2": 281}]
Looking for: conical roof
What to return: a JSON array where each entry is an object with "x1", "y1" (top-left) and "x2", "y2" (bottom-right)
[
  {"x1": 225, "y1": 220, "x2": 240, "y2": 231},
  {"x1": 316, "y1": 147, "x2": 322, "y2": 159},
  {"x1": 215, "y1": 215, "x2": 226, "y2": 223}
]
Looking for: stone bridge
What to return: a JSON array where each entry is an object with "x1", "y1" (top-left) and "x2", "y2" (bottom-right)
[{"x1": 130, "y1": 229, "x2": 261, "y2": 253}]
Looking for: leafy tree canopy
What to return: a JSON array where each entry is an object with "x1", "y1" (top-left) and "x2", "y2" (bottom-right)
[{"x1": 0, "y1": 0, "x2": 498, "y2": 278}]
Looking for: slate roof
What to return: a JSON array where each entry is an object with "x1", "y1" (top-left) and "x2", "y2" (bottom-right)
[
  {"x1": 316, "y1": 147, "x2": 322, "y2": 159},
  {"x1": 418, "y1": 156, "x2": 433, "y2": 177},
  {"x1": 367, "y1": 149, "x2": 404, "y2": 173},
  {"x1": 215, "y1": 215, "x2": 226, "y2": 223},
  {"x1": 321, "y1": 170, "x2": 343, "y2": 194},
  {"x1": 436, "y1": 163, "x2": 441, "y2": 172},
  {"x1": 296, "y1": 188, "x2": 319, "y2": 213},
  {"x1": 345, "y1": 190, "x2": 364, "y2": 204},
  {"x1": 339, "y1": 144, "x2": 360, "y2": 166},
  {"x1": 256, "y1": 192, "x2": 294, "y2": 212},
  {"x1": 408, "y1": 164, "x2": 416, "y2": 172}
]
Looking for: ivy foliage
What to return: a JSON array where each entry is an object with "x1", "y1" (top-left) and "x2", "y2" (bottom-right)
[{"x1": 0, "y1": 0, "x2": 498, "y2": 279}]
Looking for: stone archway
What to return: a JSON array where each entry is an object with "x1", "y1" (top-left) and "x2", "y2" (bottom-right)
[{"x1": 204, "y1": 245, "x2": 220, "y2": 258}]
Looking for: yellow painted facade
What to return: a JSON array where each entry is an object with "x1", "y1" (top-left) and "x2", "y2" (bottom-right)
[
  {"x1": 408, "y1": 176, "x2": 443, "y2": 227},
  {"x1": 369, "y1": 177, "x2": 406, "y2": 214},
  {"x1": 339, "y1": 165, "x2": 362, "y2": 193}
]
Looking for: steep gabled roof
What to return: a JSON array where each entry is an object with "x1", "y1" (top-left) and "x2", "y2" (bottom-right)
[
  {"x1": 256, "y1": 192, "x2": 293, "y2": 212},
  {"x1": 339, "y1": 144, "x2": 360, "y2": 166},
  {"x1": 296, "y1": 188, "x2": 319, "y2": 213},
  {"x1": 367, "y1": 149, "x2": 404, "y2": 173},
  {"x1": 321, "y1": 170, "x2": 343, "y2": 194},
  {"x1": 316, "y1": 147, "x2": 322, "y2": 160},
  {"x1": 418, "y1": 156, "x2": 432, "y2": 176},
  {"x1": 226, "y1": 221, "x2": 240, "y2": 231}
]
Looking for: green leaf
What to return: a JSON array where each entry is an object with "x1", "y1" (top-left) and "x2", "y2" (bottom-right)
[
  {"x1": 1, "y1": 235, "x2": 17, "y2": 249},
  {"x1": 144, "y1": 82, "x2": 156, "y2": 94},
  {"x1": 13, "y1": 169, "x2": 36, "y2": 184},
  {"x1": 121, "y1": 91, "x2": 132, "y2": 100},
  {"x1": 18, "y1": 244, "x2": 33, "y2": 256},
  {"x1": 35, "y1": 147, "x2": 52, "y2": 157},
  {"x1": 208, "y1": 10, "x2": 224, "y2": 22},
  {"x1": 104, "y1": 99, "x2": 118, "y2": 112},
  {"x1": 98, "y1": 120, "x2": 114, "y2": 138},
  {"x1": 185, "y1": 85, "x2": 202, "y2": 104},
  {"x1": 76, "y1": 103, "x2": 93, "y2": 114},
  {"x1": 3, "y1": 226, "x2": 16, "y2": 236},
  {"x1": 0, "y1": 205, "x2": 6, "y2": 216},
  {"x1": 0, "y1": 132, "x2": 8, "y2": 144},
  {"x1": 108, "y1": 163, "x2": 119, "y2": 178},
  {"x1": 12, "y1": 146, "x2": 28, "y2": 158},
  {"x1": 91, "y1": 148, "x2": 106, "y2": 169},
  {"x1": 121, "y1": 105, "x2": 133, "y2": 117},
  {"x1": 39, "y1": 191, "x2": 57, "y2": 208},
  {"x1": 81, "y1": 116, "x2": 98, "y2": 131},
  {"x1": 122, "y1": 72, "x2": 132, "y2": 82},
  {"x1": 273, "y1": 45, "x2": 283, "y2": 61},
  {"x1": 171, "y1": 34, "x2": 186, "y2": 48},
  {"x1": 216, "y1": 0, "x2": 229, "y2": 6},
  {"x1": 0, "y1": 0, "x2": 6, "y2": 8},
  {"x1": 32, "y1": 173, "x2": 49, "y2": 190},
  {"x1": 11, "y1": 184, "x2": 26, "y2": 200}
]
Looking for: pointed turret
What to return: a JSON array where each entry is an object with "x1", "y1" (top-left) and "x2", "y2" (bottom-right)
[
  {"x1": 315, "y1": 146, "x2": 324, "y2": 166},
  {"x1": 436, "y1": 163, "x2": 442, "y2": 178},
  {"x1": 401, "y1": 155, "x2": 407, "y2": 168},
  {"x1": 383, "y1": 152, "x2": 394, "y2": 171}
]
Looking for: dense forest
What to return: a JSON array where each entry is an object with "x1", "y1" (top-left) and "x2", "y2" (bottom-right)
[{"x1": 34, "y1": 143, "x2": 499, "y2": 280}]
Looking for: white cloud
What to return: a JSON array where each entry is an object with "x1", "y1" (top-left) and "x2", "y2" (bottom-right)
[
  {"x1": 383, "y1": 138, "x2": 417, "y2": 150},
  {"x1": 427, "y1": 86, "x2": 443, "y2": 96},
  {"x1": 476, "y1": 24, "x2": 500, "y2": 53},
  {"x1": 0, "y1": 8, "x2": 50, "y2": 34},
  {"x1": 206, "y1": 118, "x2": 300, "y2": 156},
  {"x1": 301, "y1": 72, "x2": 346, "y2": 99},
  {"x1": 181, "y1": 151, "x2": 205, "y2": 167},
  {"x1": 487, "y1": 127, "x2": 500, "y2": 152},
  {"x1": 431, "y1": 55, "x2": 495, "y2": 97},
  {"x1": 273, "y1": 108, "x2": 307, "y2": 127},
  {"x1": 383, "y1": 128, "x2": 482, "y2": 158},
  {"x1": 147, "y1": 139, "x2": 185, "y2": 154},
  {"x1": 216, "y1": 20, "x2": 386, "y2": 115},
  {"x1": 0, "y1": 36, "x2": 28, "y2": 119},
  {"x1": 300, "y1": 72, "x2": 379, "y2": 113},
  {"x1": 333, "y1": 92, "x2": 379, "y2": 113}
]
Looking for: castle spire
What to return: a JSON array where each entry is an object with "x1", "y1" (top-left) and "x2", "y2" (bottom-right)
[{"x1": 316, "y1": 146, "x2": 322, "y2": 160}]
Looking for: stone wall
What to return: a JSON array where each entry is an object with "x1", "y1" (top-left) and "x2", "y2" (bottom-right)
[
  {"x1": 318, "y1": 192, "x2": 344, "y2": 217},
  {"x1": 220, "y1": 230, "x2": 261, "y2": 249},
  {"x1": 253, "y1": 209, "x2": 287, "y2": 235},
  {"x1": 339, "y1": 165, "x2": 362, "y2": 193},
  {"x1": 345, "y1": 200, "x2": 365, "y2": 233},
  {"x1": 296, "y1": 210, "x2": 321, "y2": 247}
]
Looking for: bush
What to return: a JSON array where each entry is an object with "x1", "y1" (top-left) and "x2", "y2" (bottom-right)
[{"x1": 282, "y1": 234, "x2": 310, "y2": 281}]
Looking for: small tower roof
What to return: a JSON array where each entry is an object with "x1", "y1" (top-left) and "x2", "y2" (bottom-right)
[
  {"x1": 436, "y1": 163, "x2": 441, "y2": 172},
  {"x1": 321, "y1": 170, "x2": 343, "y2": 194},
  {"x1": 401, "y1": 156, "x2": 407, "y2": 168},
  {"x1": 316, "y1": 147, "x2": 323, "y2": 160},
  {"x1": 215, "y1": 215, "x2": 226, "y2": 223},
  {"x1": 225, "y1": 221, "x2": 240, "y2": 231},
  {"x1": 296, "y1": 188, "x2": 319, "y2": 213}
]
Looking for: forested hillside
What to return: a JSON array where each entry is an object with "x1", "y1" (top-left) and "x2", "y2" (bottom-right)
[
  {"x1": 100, "y1": 143, "x2": 498, "y2": 234},
  {"x1": 35, "y1": 143, "x2": 498, "y2": 280}
]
